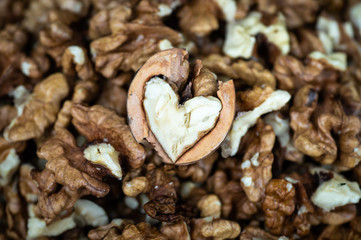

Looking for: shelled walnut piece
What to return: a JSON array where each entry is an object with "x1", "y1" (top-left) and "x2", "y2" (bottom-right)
[
  {"x1": 4, "y1": 73, "x2": 69, "y2": 142},
  {"x1": 128, "y1": 48, "x2": 235, "y2": 165}
]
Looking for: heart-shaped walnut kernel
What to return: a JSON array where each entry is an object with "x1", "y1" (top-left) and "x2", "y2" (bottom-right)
[
  {"x1": 128, "y1": 48, "x2": 235, "y2": 165},
  {"x1": 143, "y1": 77, "x2": 222, "y2": 162}
]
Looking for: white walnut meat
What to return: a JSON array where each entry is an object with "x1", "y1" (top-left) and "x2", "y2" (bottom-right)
[
  {"x1": 4, "y1": 73, "x2": 69, "y2": 142},
  {"x1": 223, "y1": 11, "x2": 290, "y2": 59},
  {"x1": 27, "y1": 199, "x2": 108, "y2": 239},
  {"x1": 221, "y1": 89, "x2": 291, "y2": 158},
  {"x1": 311, "y1": 169, "x2": 361, "y2": 211},
  {"x1": 127, "y1": 48, "x2": 236, "y2": 165}
]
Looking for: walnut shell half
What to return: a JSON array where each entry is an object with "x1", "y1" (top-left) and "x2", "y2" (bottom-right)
[{"x1": 127, "y1": 48, "x2": 235, "y2": 165}]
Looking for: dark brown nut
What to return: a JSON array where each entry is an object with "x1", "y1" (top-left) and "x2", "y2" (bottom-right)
[
  {"x1": 71, "y1": 104, "x2": 146, "y2": 169},
  {"x1": 160, "y1": 221, "x2": 191, "y2": 240},
  {"x1": 128, "y1": 49, "x2": 235, "y2": 165},
  {"x1": 262, "y1": 179, "x2": 296, "y2": 235},
  {"x1": 4, "y1": 73, "x2": 69, "y2": 142},
  {"x1": 192, "y1": 60, "x2": 218, "y2": 97},
  {"x1": 119, "y1": 222, "x2": 167, "y2": 240},
  {"x1": 318, "y1": 224, "x2": 361, "y2": 240},
  {"x1": 240, "y1": 120, "x2": 275, "y2": 202},
  {"x1": 201, "y1": 219, "x2": 241, "y2": 240},
  {"x1": 203, "y1": 54, "x2": 276, "y2": 89},
  {"x1": 178, "y1": 0, "x2": 219, "y2": 37}
]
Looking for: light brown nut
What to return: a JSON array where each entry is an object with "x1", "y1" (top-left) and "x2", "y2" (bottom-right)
[
  {"x1": 0, "y1": 105, "x2": 16, "y2": 133},
  {"x1": 240, "y1": 120, "x2": 275, "y2": 202},
  {"x1": 119, "y1": 222, "x2": 167, "y2": 240},
  {"x1": 197, "y1": 194, "x2": 221, "y2": 218},
  {"x1": 4, "y1": 73, "x2": 69, "y2": 142},
  {"x1": 71, "y1": 104, "x2": 146, "y2": 169},
  {"x1": 122, "y1": 170, "x2": 149, "y2": 197},
  {"x1": 19, "y1": 164, "x2": 39, "y2": 203},
  {"x1": 88, "y1": 219, "x2": 134, "y2": 240},
  {"x1": 3, "y1": 179, "x2": 27, "y2": 240},
  {"x1": 203, "y1": 54, "x2": 276, "y2": 89},
  {"x1": 262, "y1": 179, "x2": 296, "y2": 235},
  {"x1": 62, "y1": 45, "x2": 95, "y2": 80},
  {"x1": 91, "y1": 18, "x2": 183, "y2": 78},
  {"x1": 201, "y1": 219, "x2": 241, "y2": 240},
  {"x1": 237, "y1": 85, "x2": 273, "y2": 112},
  {"x1": 315, "y1": 204, "x2": 357, "y2": 225},
  {"x1": 176, "y1": 151, "x2": 218, "y2": 183},
  {"x1": 34, "y1": 128, "x2": 110, "y2": 222},
  {"x1": 160, "y1": 221, "x2": 191, "y2": 240},
  {"x1": 127, "y1": 49, "x2": 235, "y2": 165},
  {"x1": 177, "y1": 0, "x2": 219, "y2": 37},
  {"x1": 240, "y1": 226, "x2": 279, "y2": 240}
]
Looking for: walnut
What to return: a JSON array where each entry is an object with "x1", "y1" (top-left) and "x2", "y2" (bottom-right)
[
  {"x1": 71, "y1": 104, "x2": 145, "y2": 169},
  {"x1": 20, "y1": 45, "x2": 50, "y2": 79},
  {"x1": 178, "y1": 0, "x2": 219, "y2": 37},
  {"x1": 308, "y1": 51, "x2": 347, "y2": 71},
  {"x1": 128, "y1": 49, "x2": 235, "y2": 165},
  {"x1": 318, "y1": 224, "x2": 361, "y2": 240},
  {"x1": 264, "y1": 112, "x2": 303, "y2": 163},
  {"x1": 311, "y1": 171, "x2": 361, "y2": 211},
  {"x1": 3, "y1": 179, "x2": 27, "y2": 240},
  {"x1": 197, "y1": 194, "x2": 221, "y2": 218},
  {"x1": 240, "y1": 226, "x2": 279, "y2": 240},
  {"x1": 257, "y1": 0, "x2": 319, "y2": 29},
  {"x1": 27, "y1": 199, "x2": 108, "y2": 239},
  {"x1": 4, "y1": 73, "x2": 69, "y2": 142},
  {"x1": 0, "y1": 137, "x2": 25, "y2": 188},
  {"x1": 0, "y1": 24, "x2": 27, "y2": 56},
  {"x1": 262, "y1": 179, "x2": 296, "y2": 235},
  {"x1": 237, "y1": 85, "x2": 273, "y2": 112},
  {"x1": 122, "y1": 170, "x2": 149, "y2": 197},
  {"x1": 203, "y1": 54, "x2": 276, "y2": 89},
  {"x1": 0, "y1": 105, "x2": 16, "y2": 131},
  {"x1": 176, "y1": 151, "x2": 218, "y2": 183},
  {"x1": 201, "y1": 219, "x2": 241, "y2": 240},
  {"x1": 223, "y1": 12, "x2": 289, "y2": 59},
  {"x1": 33, "y1": 128, "x2": 110, "y2": 222},
  {"x1": 19, "y1": 164, "x2": 39, "y2": 203},
  {"x1": 88, "y1": 219, "x2": 134, "y2": 240},
  {"x1": 62, "y1": 45, "x2": 96, "y2": 80},
  {"x1": 97, "y1": 72, "x2": 131, "y2": 116},
  {"x1": 221, "y1": 89, "x2": 290, "y2": 158},
  {"x1": 213, "y1": 0, "x2": 238, "y2": 22},
  {"x1": 160, "y1": 221, "x2": 191, "y2": 240},
  {"x1": 91, "y1": 15, "x2": 183, "y2": 78},
  {"x1": 143, "y1": 164, "x2": 192, "y2": 223},
  {"x1": 240, "y1": 120, "x2": 275, "y2": 202},
  {"x1": 315, "y1": 204, "x2": 357, "y2": 225}
]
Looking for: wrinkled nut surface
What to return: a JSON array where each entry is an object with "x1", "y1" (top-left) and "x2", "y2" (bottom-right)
[{"x1": 128, "y1": 48, "x2": 235, "y2": 164}]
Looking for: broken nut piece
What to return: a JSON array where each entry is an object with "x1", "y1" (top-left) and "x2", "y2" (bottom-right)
[
  {"x1": 84, "y1": 143, "x2": 122, "y2": 179},
  {"x1": 127, "y1": 48, "x2": 235, "y2": 165}
]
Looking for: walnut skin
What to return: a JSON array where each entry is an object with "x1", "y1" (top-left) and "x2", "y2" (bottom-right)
[{"x1": 127, "y1": 48, "x2": 235, "y2": 165}]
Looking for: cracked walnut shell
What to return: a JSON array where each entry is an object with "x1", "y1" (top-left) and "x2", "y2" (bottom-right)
[{"x1": 127, "y1": 48, "x2": 235, "y2": 165}]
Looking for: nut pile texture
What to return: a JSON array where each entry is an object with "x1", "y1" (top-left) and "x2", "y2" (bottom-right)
[{"x1": 1, "y1": 0, "x2": 361, "y2": 239}]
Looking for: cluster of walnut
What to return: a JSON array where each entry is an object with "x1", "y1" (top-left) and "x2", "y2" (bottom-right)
[{"x1": 1, "y1": 0, "x2": 361, "y2": 239}]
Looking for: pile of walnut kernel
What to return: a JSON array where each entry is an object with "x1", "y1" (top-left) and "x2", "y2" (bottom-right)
[{"x1": 1, "y1": 0, "x2": 361, "y2": 239}]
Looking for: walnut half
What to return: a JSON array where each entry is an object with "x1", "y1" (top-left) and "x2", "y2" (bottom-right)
[{"x1": 127, "y1": 49, "x2": 235, "y2": 165}]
